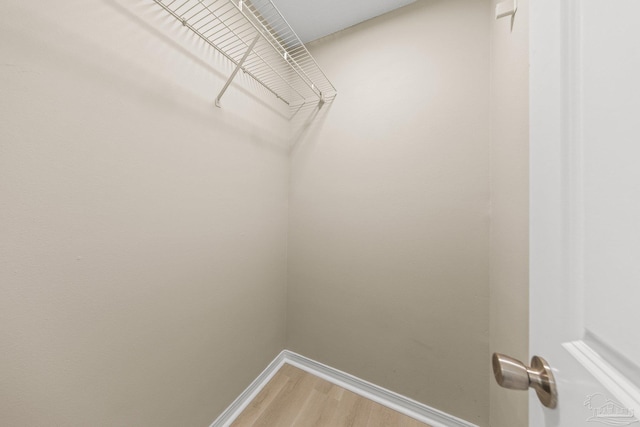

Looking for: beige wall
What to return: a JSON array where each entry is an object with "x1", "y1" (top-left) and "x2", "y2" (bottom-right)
[
  {"x1": 0, "y1": 1, "x2": 289, "y2": 426},
  {"x1": 287, "y1": 1, "x2": 492, "y2": 425},
  {"x1": 489, "y1": 0, "x2": 530, "y2": 426}
]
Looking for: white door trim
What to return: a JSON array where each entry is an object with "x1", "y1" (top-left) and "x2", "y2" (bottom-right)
[{"x1": 563, "y1": 341, "x2": 640, "y2": 418}]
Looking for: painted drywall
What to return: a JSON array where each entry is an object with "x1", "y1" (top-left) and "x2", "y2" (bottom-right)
[
  {"x1": 489, "y1": 0, "x2": 530, "y2": 426},
  {"x1": 0, "y1": 1, "x2": 289, "y2": 426},
  {"x1": 287, "y1": 1, "x2": 492, "y2": 425}
]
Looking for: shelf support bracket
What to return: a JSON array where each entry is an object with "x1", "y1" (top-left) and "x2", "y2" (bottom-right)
[
  {"x1": 495, "y1": 0, "x2": 517, "y2": 19},
  {"x1": 215, "y1": 34, "x2": 260, "y2": 108}
]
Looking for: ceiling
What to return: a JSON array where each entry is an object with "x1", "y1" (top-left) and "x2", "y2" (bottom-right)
[{"x1": 271, "y1": 0, "x2": 416, "y2": 43}]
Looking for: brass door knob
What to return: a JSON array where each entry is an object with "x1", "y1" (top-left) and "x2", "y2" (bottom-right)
[{"x1": 492, "y1": 353, "x2": 558, "y2": 408}]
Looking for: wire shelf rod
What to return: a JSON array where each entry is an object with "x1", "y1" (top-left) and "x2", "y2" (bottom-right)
[
  {"x1": 228, "y1": 0, "x2": 322, "y2": 100},
  {"x1": 154, "y1": 1, "x2": 287, "y2": 103},
  {"x1": 231, "y1": 1, "x2": 322, "y2": 100},
  {"x1": 151, "y1": 0, "x2": 336, "y2": 107}
]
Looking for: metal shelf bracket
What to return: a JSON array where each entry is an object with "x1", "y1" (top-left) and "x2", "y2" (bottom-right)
[{"x1": 215, "y1": 34, "x2": 260, "y2": 108}]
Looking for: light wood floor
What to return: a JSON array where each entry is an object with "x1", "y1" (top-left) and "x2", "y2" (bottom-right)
[{"x1": 231, "y1": 364, "x2": 431, "y2": 427}]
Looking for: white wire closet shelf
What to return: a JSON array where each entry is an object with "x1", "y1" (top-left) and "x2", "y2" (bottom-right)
[{"x1": 153, "y1": 0, "x2": 337, "y2": 108}]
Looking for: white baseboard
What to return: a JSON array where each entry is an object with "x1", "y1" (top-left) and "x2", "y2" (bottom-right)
[
  {"x1": 211, "y1": 349, "x2": 478, "y2": 427},
  {"x1": 209, "y1": 350, "x2": 288, "y2": 427}
]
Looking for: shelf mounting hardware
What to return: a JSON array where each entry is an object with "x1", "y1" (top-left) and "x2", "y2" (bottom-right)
[
  {"x1": 215, "y1": 34, "x2": 260, "y2": 108},
  {"x1": 495, "y1": 0, "x2": 517, "y2": 19}
]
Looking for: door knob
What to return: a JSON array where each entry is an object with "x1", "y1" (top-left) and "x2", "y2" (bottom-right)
[{"x1": 492, "y1": 353, "x2": 558, "y2": 408}]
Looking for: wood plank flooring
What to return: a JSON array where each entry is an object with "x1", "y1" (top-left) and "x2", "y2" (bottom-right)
[{"x1": 231, "y1": 364, "x2": 431, "y2": 427}]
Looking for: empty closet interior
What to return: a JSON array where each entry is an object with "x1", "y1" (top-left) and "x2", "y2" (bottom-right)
[{"x1": 1, "y1": 1, "x2": 528, "y2": 426}]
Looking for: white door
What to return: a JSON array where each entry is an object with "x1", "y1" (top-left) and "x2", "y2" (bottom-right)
[{"x1": 530, "y1": 0, "x2": 640, "y2": 425}]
